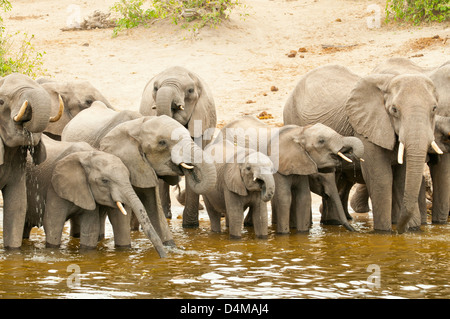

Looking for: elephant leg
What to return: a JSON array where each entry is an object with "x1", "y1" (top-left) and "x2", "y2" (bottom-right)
[
  {"x1": 44, "y1": 187, "x2": 71, "y2": 248},
  {"x1": 251, "y1": 200, "x2": 268, "y2": 239},
  {"x1": 3, "y1": 177, "x2": 27, "y2": 249},
  {"x1": 182, "y1": 182, "x2": 200, "y2": 228},
  {"x1": 292, "y1": 176, "x2": 312, "y2": 232},
  {"x1": 159, "y1": 180, "x2": 172, "y2": 219},
  {"x1": 244, "y1": 206, "x2": 253, "y2": 227},
  {"x1": 271, "y1": 173, "x2": 292, "y2": 234},
  {"x1": 224, "y1": 190, "x2": 244, "y2": 239},
  {"x1": 429, "y1": 154, "x2": 450, "y2": 224},
  {"x1": 203, "y1": 196, "x2": 221, "y2": 233},
  {"x1": 98, "y1": 209, "x2": 107, "y2": 241},
  {"x1": 106, "y1": 206, "x2": 131, "y2": 248},
  {"x1": 360, "y1": 141, "x2": 393, "y2": 232},
  {"x1": 79, "y1": 208, "x2": 100, "y2": 249},
  {"x1": 23, "y1": 222, "x2": 33, "y2": 240},
  {"x1": 70, "y1": 216, "x2": 81, "y2": 238},
  {"x1": 130, "y1": 213, "x2": 140, "y2": 231},
  {"x1": 350, "y1": 183, "x2": 371, "y2": 213}
]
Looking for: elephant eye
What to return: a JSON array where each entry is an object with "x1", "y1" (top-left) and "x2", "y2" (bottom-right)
[
  {"x1": 318, "y1": 138, "x2": 325, "y2": 145},
  {"x1": 188, "y1": 88, "x2": 195, "y2": 94},
  {"x1": 390, "y1": 106, "x2": 399, "y2": 116},
  {"x1": 158, "y1": 139, "x2": 167, "y2": 147},
  {"x1": 101, "y1": 178, "x2": 109, "y2": 184},
  {"x1": 0, "y1": 99, "x2": 4, "y2": 106},
  {"x1": 154, "y1": 86, "x2": 158, "y2": 92},
  {"x1": 432, "y1": 105, "x2": 437, "y2": 112},
  {"x1": 85, "y1": 99, "x2": 93, "y2": 106}
]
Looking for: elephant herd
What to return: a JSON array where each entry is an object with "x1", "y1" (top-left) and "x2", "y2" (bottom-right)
[{"x1": 0, "y1": 58, "x2": 448, "y2": 258}]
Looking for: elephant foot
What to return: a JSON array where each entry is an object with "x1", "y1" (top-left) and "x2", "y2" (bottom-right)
[
  {"x1": 163, "y1": 239, "x2": 176, "y2": 247},
  {"x1": 320, "y1": 219, "x2": 342, "y2": 225},
  {"x1": 229, "y1": 234, "x2": 242, "y2": 240},
  {"x1": 79, "y1": 244, "x2": 97, "y2": 250},
  {"x1": 182, "y1": 221, "x2": 199, "y2": 228},
  {"x1": 370, "y1": 229, "x2": 394, "y2": 235},
  {"x1": 115, "y1": 244, "x2": 132, "y2": 249},
  {"x1": 256, "y1": 234, "x2": 268, "y2": 239},
  {"x1": 45, "y1": 242, "x2": 61, "y2": 249},
  {"x1": 431, "y1": 219, "x2": 448, "y2": 225}
]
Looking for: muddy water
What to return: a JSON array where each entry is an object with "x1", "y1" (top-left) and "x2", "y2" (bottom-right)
[{"x1": 0, "y1": 198, "x2": 449, "y2": 299}]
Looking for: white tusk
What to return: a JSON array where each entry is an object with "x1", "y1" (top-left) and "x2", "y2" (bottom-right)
[
  {"x1": 49, "y1": 94, "x2": 64, "y2": 122},
  {"x1": 14, "y1": 100, "x2": 29, "y2": 122},
  {"x1": 398, "y1": 142, "x2": 404, "y2": 164},
  {"x1": 180, "y1": 162, "x2": 194, "y2": 170},
  {"x1": 179, "y1": 105, "x2": 185, "y2": 110},
  {"x1": 431, "y1": 141, "x2": 444, "y2": 155},
  {"x1": 337, "y1": 152, "x2": 352, "y2": 163},
  {"x1": 116, "y1": 202, "x2": 127, "y2": 216},
  {"x1": 360, "y1": 158, "x2": 365, "y2": 162}
]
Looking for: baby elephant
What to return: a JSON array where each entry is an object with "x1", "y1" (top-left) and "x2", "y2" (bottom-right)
[
  {"x1": 202, "y1": 139, "x2": 275, "y2": 239},
  {"x1": 25, "y1": 136, "x2": 166, "y2": 257}
]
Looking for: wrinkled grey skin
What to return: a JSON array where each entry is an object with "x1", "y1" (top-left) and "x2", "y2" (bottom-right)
[
  {"x1": 284, "y1": 64, "x2": 440, "y2": 233},
  {"x1": 62, "y1": 102, "x2": 216, "y2": 247},
  {"x1": 351, "y1": 58, "x2": 450, "y2": 225},
  {"x1": 24, "y1": 136, "x2": 166, "y2": 257},
  {"x1": 139, "y1": 66, "x2": 217, "y2": 227},
  {"x1": 37, "y1": 78, "x2": 114, "y2": 140},
  {"x1": 219, "y1": 115, "x2": 363, "y2": 233},
  {"x1": 202, "y1": 139, "x2": 275, "y2": 239},
  {"x1": 0, "y1": 73, "x2": 56, "y2": 249}
]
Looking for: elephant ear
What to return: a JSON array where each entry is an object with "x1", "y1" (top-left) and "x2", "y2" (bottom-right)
[
  {"x1": 345, "y1": 74, "x2": 396, "y2": 150},
  {"x1": 51, "y1": 152, "x2": 96, "y2": 211},
  {"x1": 99, "y1": 118, "x2": 159, "y2": 188},
  {"x1": 273, "y1": 126, "x2": 318, "y2": 176},
  {"x1": 224, "y1": 163, "x2": 248, "y2": 196},
  {"x1": 187, "y1": 73, "x2": 217, "y2": 145}
]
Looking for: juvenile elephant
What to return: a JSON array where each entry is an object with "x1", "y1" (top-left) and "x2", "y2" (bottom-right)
[
  {"x1": 284, "y1": 64, "x2": 442, "y2": 233},
  {"x1": 0, "y1": 73, "x2": 63, "y2": 249},
  {"x1": 219, "y1": 116, "x2": 364, "y2": 233},
  {"x1": 37, "y1": 78, "x2": 113, "y2": 140},
  {"x1": 62, "y1": 102, "x2": 217, "y2": 245},
  {"x1": 139, "y1": 66, "x2": 217, "y2": 227},
  {"x1": 25, "y1": 136, "x2": 166, "y2": 257},
  {"x1": 202, "y1": 139, "x2": 275, "y2": 239},
  {"x1": 350, "y1": 58, "x2": 450, "y2": 225}
]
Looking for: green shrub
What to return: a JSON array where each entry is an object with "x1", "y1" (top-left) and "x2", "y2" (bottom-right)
[
  {"x1": 111, "y1": 0, "x2": 244, "y2": 36},
  {"x1": 385, "y1": 0, "x2": 450, "y2": 25},
  {"x1": 0, "y1": 0, "x2": 46, "y2": 78}
]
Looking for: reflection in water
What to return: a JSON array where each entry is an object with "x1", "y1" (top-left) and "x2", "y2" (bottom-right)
[{"x1": 0, "y1": 196, "x2": 448, "y2": 299}]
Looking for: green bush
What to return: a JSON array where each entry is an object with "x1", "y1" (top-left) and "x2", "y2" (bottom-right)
[
  {"x1": 0, "y1": 0, "x2": 46, "y2": 78},
  {"x1": 385, "y1": 0, "x2": 450, "y2": 24},
  {"x1": 111, "y1": 0, "x2": 244, "y2": 36}
]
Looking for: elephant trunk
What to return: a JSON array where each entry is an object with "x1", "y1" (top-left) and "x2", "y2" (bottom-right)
[
  {"x1": 258, "y1": 174, "x2": 275, "y2": 202},
  {"x1": 341, "y1": 136, "x2": 365, "y2": 160},
  {"x1": 174, "y1": 140, "x2": 217, "y2": 194},
  {"x1": 396, "y1": 126, "x2": 431, "y2": 234},
  {"x1": 122, "y1": 187, "x2": 167, "y2": 258},
  {"x1": 14, "y1": 88, "x2": 52, "y2": 133},
  {"x1": 155, "y1": 86, "x2": 184, "y2": 117}
]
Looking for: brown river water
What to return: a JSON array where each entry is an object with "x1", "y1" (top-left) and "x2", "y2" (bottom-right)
[{"x1": 0, "y1": 196, "x2": 449, "y2": 299}]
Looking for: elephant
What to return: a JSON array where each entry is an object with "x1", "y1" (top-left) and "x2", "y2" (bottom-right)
[
  {"x1": 0, "y1": 73, "x2": 63, "y2": 249},
  {"x1": 36, "y1": 78, "x2": 114, "y2": 140},
  {"x1": 61, "y1": 101, "x2": 217, "y2": 246},
  {"x1": 284, "y1": 64, "x2": 442, "y2": 233},
  {"x1": 217, "y1": 115, "x2": 364, "y2": 233},
  {"x1": 24, "y1": 136, "x2": 166, "y2": 257},
  {"x1": 139, "y1": 66, "x2": 217, "y2": 227},
  {"x1": 350, "y1": 58, "x2": 450, "y2": 225},
  {"x1": 201, "y1": 138, "x2": 275, "y2": 239}
]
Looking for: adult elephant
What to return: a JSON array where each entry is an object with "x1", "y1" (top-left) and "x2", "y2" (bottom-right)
[
  {"x1": 0, "y1": 73, "x2": 63, "y2": 248},
  {"x1": 139, "y1": 66, "x2": 217, "y2": 228},
  {"x1": 62, "y1": 101, "x2": 216, "y2": 245},
  {"x1": 37, "y1": 78, "x2": 114, "y2": 140},
  {"x1": 218, "y1": 115, "x2": 364, "y2": 233},
  {"x1": 25, "y1": 136, "x2": 166, "y2": 257},
  {"x1": 350, "y1": 58, "x2": 450, "y2": 225},
  {"x1": 284, "y1": 64, "x2": 442, "y2": 233}
]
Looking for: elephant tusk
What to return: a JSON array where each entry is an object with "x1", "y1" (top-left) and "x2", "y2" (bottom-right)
[
  {"x1": 116, "y1": 202, "x2": 127, "y2": 216},
  {"x1": 360, "y1": 158, "x2": 365, "y2": 162},
  {"x1": 180, "y1": 162, "x2": 194, "y2": 170},
  {"x1": 179, "y1": 105, "x2": 185, "y2": 111},
  {"x1": 337, "y1": 152, "x2": 352, "y2": 163},
  {"x1": 49, "y1": 94, "x2": 64, "y2": 122},
  {"x1": 431, "y1": 141, "x2": 444, "y2": 155},
  {"x1": 398, "y1": 142, "x2": 404, "y2": 164},
  {"x1": 13, "y1": 100, "x2": 29, "y2": 122}
]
